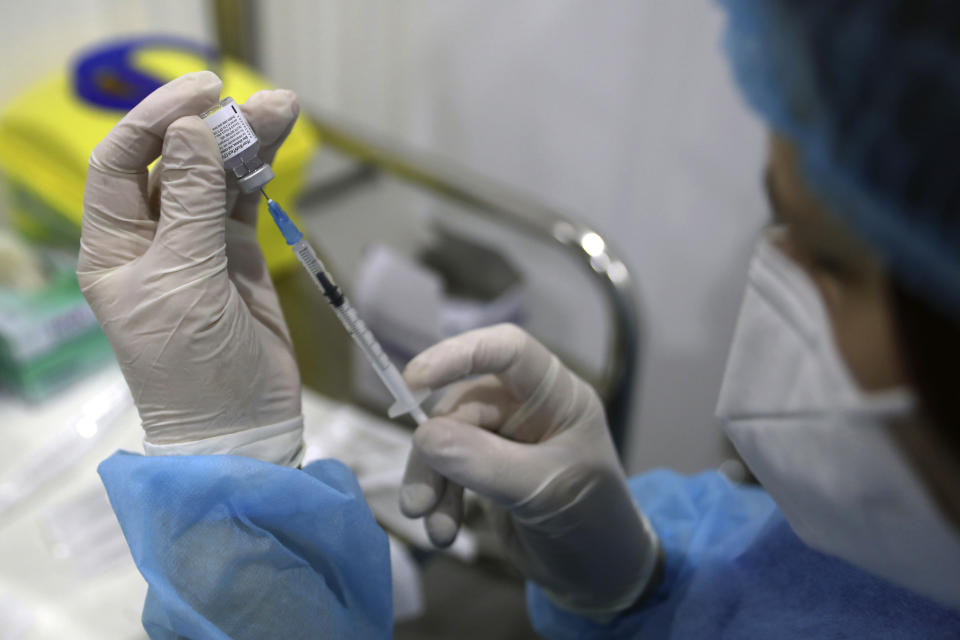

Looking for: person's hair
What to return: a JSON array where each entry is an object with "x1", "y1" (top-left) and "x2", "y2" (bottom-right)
[
  {"x1": 721, "y1": 0, "x2": 960, "y2": 316},
  {"x1": 891, "y1": 279, "x2": 960, "y2": 458},
  {"x1": 781, "y1": 0, "x2": 960, "y2": 453}
]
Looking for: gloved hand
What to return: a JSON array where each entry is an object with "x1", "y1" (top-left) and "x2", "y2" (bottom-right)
[
  {"x1": 78, "y1": 72, "x2": 304, "y2": 466},
  {"x1": 400, "y1": 324, "x2": 661, "y2": 616}
]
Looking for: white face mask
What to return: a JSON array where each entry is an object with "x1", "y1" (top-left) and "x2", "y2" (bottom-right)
[{"x1": 716, "y1": 232, "x2": 960, "y2": 609}]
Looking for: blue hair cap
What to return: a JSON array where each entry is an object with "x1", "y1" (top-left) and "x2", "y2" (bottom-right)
[{"x1": 717, "y1": 0, "x2": 960, "y2": 317}]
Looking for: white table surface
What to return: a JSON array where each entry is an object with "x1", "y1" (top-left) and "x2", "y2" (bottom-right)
[{"x1": 0, "y1": 364, "x2": 425, "y2": 639}]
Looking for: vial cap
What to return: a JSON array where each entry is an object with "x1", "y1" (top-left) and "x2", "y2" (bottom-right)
[{"x1": 236, "y1": 164, "x2": 275, "y2": 194}]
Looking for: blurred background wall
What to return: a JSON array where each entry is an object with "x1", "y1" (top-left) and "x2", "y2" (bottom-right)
[
  {"x1": 0, "y1": 0, "x2": 767, "y2": 474},
  {"x1": 260, "y1": 0, "x2": 769, "y2": 474}
]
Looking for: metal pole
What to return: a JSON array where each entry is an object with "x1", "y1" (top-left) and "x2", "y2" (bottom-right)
[{"x1": 208, "y1": 0, "x2": 259, "y2": 68}]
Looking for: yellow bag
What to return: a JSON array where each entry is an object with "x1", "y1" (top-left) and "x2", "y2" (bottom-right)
[{"x1": 0, "y1": 37, "x2": 319, "y2": 275}]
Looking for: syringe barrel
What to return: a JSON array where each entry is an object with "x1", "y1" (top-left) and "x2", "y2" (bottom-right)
[
  {"x1": 289, "y1": 237, "x2": 426, "y2": 419},
  {"x1": 292, "y1": 239, "x2": 345, "y2": 306},
  {"x1": 335, "y1": 302, "x2": 392, "y2": 372},
  {"x1": 335, "y1": 303, "x2": 425, "y2": 417},
  {"x1": 291, "y1": 238, "x2": 393, "y2": 376}
]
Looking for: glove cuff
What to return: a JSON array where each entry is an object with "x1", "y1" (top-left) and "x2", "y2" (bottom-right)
[
  {"x1": 142, "y1": 416, "x2": 305, "y2": 467},
  {"x1": 543, "y1": 508, "x2": 663, "y2": 621}
]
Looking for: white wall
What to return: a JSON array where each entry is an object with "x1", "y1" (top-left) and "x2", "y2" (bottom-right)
[{"x1": 261, "y1": 1, "x2": 769, "y2": 473}]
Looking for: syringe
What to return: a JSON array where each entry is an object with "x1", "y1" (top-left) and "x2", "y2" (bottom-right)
[
  {"x1": 197, "y1": 98, "x2": 428, "y2": 423},
  {"x1": 261, "y1": 190, "x2": 429, "y2": 425}
]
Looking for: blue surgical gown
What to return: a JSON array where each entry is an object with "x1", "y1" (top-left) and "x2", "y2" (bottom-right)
[
  {"x1": 99, "y1": 452, "x2": 393, "y2": 639},
  {"x1": 99, "y1": 454, "x2": 960, "y2": 639},
  {"x1": 528, "y1": 470, "x2": 960, "y2": 638}
]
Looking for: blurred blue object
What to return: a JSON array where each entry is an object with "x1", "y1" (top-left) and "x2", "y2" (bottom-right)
[
  {"x1": 527, "y1": 470, "x2": 960, "y2": 638},
  {"x1": 74, "y1": 36, "x2": 220, "y2": 110},
  {"x1": 717, "y1": 0, "x2": 960, "y2": 318},
  {"x1": 99, "y1": 452, "x2": 392, "y2": 640}
]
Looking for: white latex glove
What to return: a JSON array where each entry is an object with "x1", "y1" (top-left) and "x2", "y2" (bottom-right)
[
  {"x1": 78, "y1": 71, "x2": 304, "y2": 466},
  {"x1": 400, "y1": 324, "x2": 661, "y2": 617}
]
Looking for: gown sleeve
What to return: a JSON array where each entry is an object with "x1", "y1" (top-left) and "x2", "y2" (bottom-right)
[
  {"x1": 526, "y1": 469, "x2": 960, "y2": 638},
  {"x1": 527, "y1": 468, "x2": 782, "y2": 639},
  {"x1": 98, "y1": 450, "x2": 393, "y2": 640}
]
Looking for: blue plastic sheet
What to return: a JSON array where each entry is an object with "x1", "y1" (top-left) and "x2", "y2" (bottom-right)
[{"x1": 99, "y1": 452, "x2": 392, "y2": 639}]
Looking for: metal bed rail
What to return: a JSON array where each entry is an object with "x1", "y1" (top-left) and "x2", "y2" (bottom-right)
[
  {"x1": 299, "y1": 112, "x2": 642, "y2": 452},
  {"x1": 210, "y1": 1, "x2": 642, "y2": 452}
]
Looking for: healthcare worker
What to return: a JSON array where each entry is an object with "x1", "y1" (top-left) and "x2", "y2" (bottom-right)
[{"x1": 78, "y1": 0, "x2": 960, "y2": 638}]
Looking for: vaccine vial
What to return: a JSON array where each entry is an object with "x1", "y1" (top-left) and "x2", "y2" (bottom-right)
[{"x1": 200, "y1": 97, "x2": 274, "y2": 193}]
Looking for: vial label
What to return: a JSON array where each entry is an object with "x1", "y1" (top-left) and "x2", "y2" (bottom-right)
[{"x1": 201, "y1": 100, "x2": 257, "y2": 161}]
